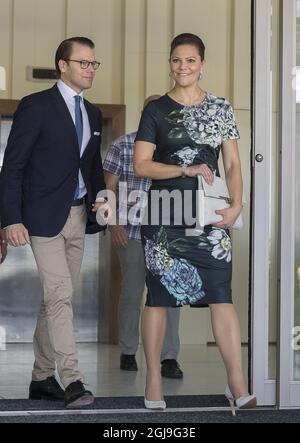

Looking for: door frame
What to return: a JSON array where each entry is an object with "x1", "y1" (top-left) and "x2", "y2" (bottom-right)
[
  {"x1": 279, "y1": 0, "x2": 300, "y2": 408},
  {"x1": 252, "y1": 0, "x2": 300, "y2": 408},
  {"x1": 251, "y1": 0, "x2": 276, "y2": 406}
]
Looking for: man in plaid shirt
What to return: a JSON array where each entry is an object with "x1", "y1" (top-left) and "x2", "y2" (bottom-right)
[{"x1": 103, "y1": 96, "x2": 183, "y2": 379}]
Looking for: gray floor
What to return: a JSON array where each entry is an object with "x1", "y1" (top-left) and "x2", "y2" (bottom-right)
[{"x1": 0, "y1": 343, "x2": 249, "y2": 399}]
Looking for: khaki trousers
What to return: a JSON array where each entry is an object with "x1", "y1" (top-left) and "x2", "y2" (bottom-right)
[{"x1": 30, "y1": 205, "x2": 87, "y2": 387}]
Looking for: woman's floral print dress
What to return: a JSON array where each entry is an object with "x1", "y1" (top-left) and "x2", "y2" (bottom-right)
[{"x1": 135, "y1": 93, "x2": 240, "y2": 307}]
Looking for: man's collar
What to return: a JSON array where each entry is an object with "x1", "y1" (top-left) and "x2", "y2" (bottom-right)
[{"x1": 57, "y1": 79, "x2": 84, "y2": 99}]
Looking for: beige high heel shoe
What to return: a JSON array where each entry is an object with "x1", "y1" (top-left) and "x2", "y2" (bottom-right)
[
  {"x1": 224, "y1": 385, "x2": 257, "y2": 416},
  {"x1": 144, "y1": 384, "x2": 166, "y2": 410},
  {"x1": 144, "y1": 397, "x2": 166, "y2": 411}
]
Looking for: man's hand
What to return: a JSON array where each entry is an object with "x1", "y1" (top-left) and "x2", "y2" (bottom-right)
[
  {"x1": 5, "y1": 223, "x2": 31, "y2": 247},
  {"x1": 109, "y1": 225, "x2": 129, "y2": 248},
  {"x1": 92, "y1": 201, "x2": 113, "y2": 223}
]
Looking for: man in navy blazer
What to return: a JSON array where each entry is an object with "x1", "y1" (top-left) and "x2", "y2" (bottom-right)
[{"x1": 0, "y1": 37, "x2": 108, "y2": 408}]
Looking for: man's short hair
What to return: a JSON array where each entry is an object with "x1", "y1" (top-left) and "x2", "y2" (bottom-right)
[{"x1": 55, "y1": 37, "x2": 95, "y2": 78}]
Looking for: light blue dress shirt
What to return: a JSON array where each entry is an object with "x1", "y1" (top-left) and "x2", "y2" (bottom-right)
[{"x1": 57, "y1": 79, "x2": 91, "y2": 199}]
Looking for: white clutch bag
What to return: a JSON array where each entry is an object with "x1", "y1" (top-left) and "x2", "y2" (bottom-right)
[{"x1": 197, "y1": 175, "x2": 243, "y2": 230}]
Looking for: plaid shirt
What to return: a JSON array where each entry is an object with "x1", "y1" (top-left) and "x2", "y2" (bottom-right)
[{"x1": 103, "y1": 131, "x2": 151, "y2": 240}]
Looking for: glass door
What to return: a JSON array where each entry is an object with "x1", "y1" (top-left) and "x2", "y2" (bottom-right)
[
  {"x1": 252, "y1": 0, "x2": 279, "y2": 405},
  {"x1": 279, "y1": 0, "x2": 300, "y2": 407},
  {"x1": 253, "y1": 0, "x2": 300, "y2": 407}
]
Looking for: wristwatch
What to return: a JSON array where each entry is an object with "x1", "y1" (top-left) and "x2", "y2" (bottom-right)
[{"x1": 181, "y1": 165, "x2": 188, "y2": 178}]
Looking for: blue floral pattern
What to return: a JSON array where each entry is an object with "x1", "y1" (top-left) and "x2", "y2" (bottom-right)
[
  {"x1": 160, "y1": 259, "x2": 205, "y2": 305},
  {"x1": 144, "y1": 228, "x2": 205, "y2": 306},
  {"x1": 144, "y1": 240, "x2": 174, "y2": 276}
]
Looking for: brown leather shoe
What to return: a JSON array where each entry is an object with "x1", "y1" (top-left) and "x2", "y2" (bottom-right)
[
  {"x1": 29, "y1": 376, "x2": 64, "y2": 401},
  {"x1": 64, "y1": 380, "x2": 94, "y2": 408}
]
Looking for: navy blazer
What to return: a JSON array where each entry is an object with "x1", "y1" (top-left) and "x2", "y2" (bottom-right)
[{"x1": 0, "y1": 84, "x2": 106, "y2": 236}]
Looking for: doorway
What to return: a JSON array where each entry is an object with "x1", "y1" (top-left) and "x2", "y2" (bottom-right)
[{"x1": 252, "y1": 0, "x2": 300, "y2": 408}]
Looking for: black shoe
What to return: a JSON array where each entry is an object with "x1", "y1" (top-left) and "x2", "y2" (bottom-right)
[
  {"x1": 120, "y1": 354, "x2": 138, "y2": 371},
  {"x1": 64, "y1": 380, "x2": 94, "y2": 409},
  {"x1": 161, "y1": 359, "x2": 183, "y2": 379},
  {"x1": 29, "y1": 376, "x2": 64, "y2": 401}
]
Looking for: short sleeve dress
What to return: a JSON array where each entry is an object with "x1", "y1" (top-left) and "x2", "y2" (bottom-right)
[{"x1": 135, "y1": 93, "x2": 240, "y2": 308}]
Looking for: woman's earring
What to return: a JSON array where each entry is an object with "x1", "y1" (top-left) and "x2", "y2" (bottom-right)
[
  {"x1": 199, "y1": 72, "x2": 203, "y2": 81},
  {"x1": 169, "y1": 71, "x2": 175, "y2": 83}
]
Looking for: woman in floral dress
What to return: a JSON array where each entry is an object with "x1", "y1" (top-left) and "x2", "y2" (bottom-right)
[{"x1": 134, "y1": 33, "x2": 256, "y2": 411}]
